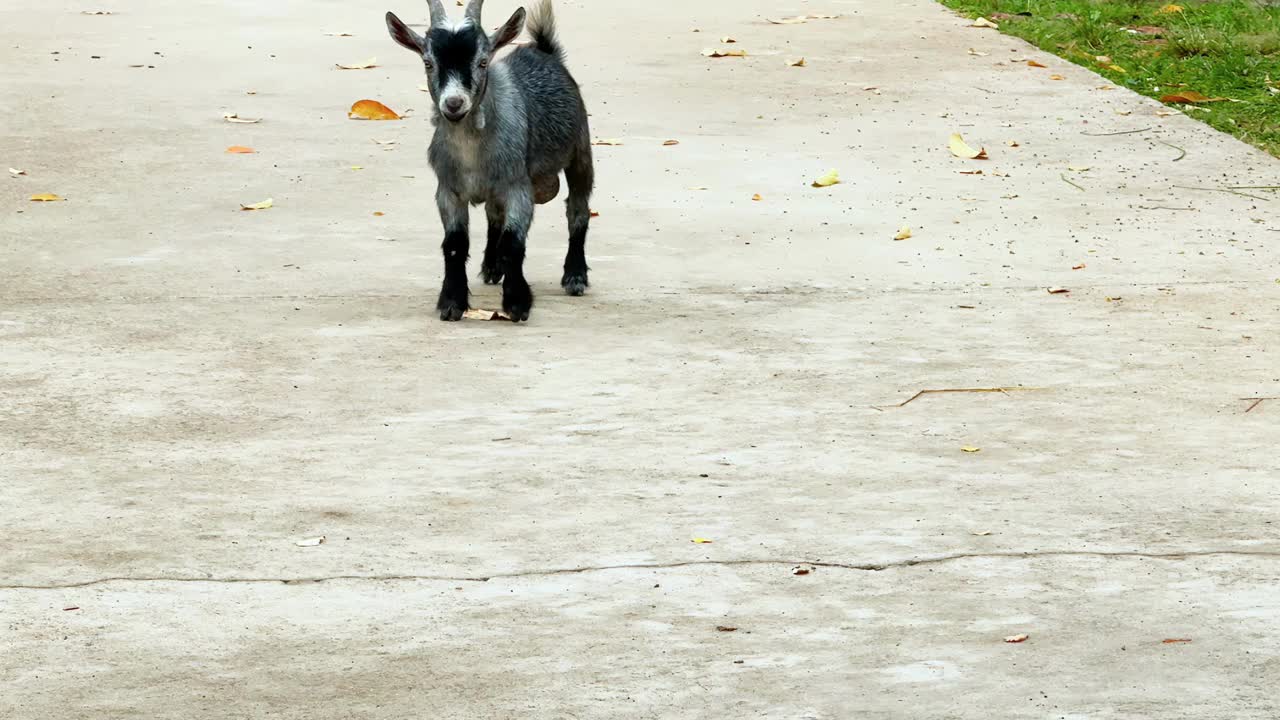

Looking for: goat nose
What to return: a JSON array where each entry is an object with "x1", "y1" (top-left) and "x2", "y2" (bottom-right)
[{"x1": 444, "y1": 97, "x2": 464, "y2": 113}]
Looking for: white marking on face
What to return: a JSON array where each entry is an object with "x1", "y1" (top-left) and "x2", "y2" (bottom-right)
[
  {"x1": 438, "y1": 75, "x2": 473, "y2": 117},
  {"x1": 437, "y1": 17, "x2": 471, "y2": 32}
]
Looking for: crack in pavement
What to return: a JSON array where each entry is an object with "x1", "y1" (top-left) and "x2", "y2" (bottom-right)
[{"x1": 4, "y1": 550, "x2": 1279, "y2": 590}]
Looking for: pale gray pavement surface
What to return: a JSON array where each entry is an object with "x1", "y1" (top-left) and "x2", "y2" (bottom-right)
[{"x1": 3, "y1": 0, "x2": 1279, "y2": 717}]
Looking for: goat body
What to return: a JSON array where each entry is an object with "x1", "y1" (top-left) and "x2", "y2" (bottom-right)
[{"x1": 386, "y1": 0, "x2": 593, "y2": 322}]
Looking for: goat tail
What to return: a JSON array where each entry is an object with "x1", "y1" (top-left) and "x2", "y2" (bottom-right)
[{"x1": 524, "y1": 0, "x2": 564, "y2": 61}]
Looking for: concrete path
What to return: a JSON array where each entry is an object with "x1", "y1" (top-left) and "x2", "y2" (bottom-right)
[{"x1": 3, "y1": 0, "x2": 1278, "y2": 717}]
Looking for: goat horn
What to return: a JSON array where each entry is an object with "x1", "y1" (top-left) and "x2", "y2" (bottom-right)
[
  {"x1": 464, "y1": 0, "x2": 483, "y2": 25},
  {"x1": 427, "y1": 0, "x2": 447, "y2": 27}
]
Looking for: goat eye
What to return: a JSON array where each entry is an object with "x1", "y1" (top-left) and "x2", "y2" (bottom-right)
[{"x1": 478, "y1": 58, "x2": 489, "y2": 68}]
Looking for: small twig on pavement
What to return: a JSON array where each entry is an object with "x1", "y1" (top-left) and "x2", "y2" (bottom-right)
[
  {"x1": 1242, "y1": 397, "x2": 1278, "y2": 413},
  {"x1": 1157, "y1": 140, "x2": 1186, "y2": 161},
  {"x1": 1138, "y1": 205, "x2": 1197, "y2": 211},
  {"x1": 972, "y1": 86, "x2": 996, "y2": 94},
  {"x1": 1226, "y1": 186, "x2": 1280, "y2": 190},
  {"x1": 1061, "y1": 173, "x2": 1085, "y2": 192},
  {"x1": 1080, "y1": 127, "x2": 1152, "y2": 136},
  {"x1": 875, "y1": 387, "x2": 1042, "y2": 410},
  {"x1": 1173, "y1": 185, "x2": 1271, "y2": 202}
]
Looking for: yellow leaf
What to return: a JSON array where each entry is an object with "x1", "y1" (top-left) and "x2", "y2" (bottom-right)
[
  {"x1": 702, "y1": 47, "x2": 747, "y2": 58},
  {"x1": 240, "y1": 198, "x2": 273, "y2": 211},
  {"x1": 948, "y1": 133, "x2": 988, "y2": 160},
  {"x1": 336, "y1": 57, "x2": 378, "y2": 70},
  {"x1": 592, "y1": 138, "x2": 623, "y2": 146},
  {"x1": 1158, "y1": 4, "x2": 1184, "y2": 14},
  {"x1": 663, "y1": 139, "x2": 680, "y2": 146},
  {"x1": 971, "y1": 17, "x2": 999, "y2": 29},
  {"x1": 893, "y1": 225, "x2": 912, "y2": 241},
  {"x1": 1027, "y1": 59, "x2": 1047, "y2": 68},
  {"x1": 348, "y1": 99, "x2": 400, "y2": 120},
  {"x1": 786, "y1": 57, "x2": 806, "y2": 67},
  {"x1": 752, "y1": 193, "x2": 763, "y2": 201},
  {"x1": 1107, "y1": 64, "x2": 1126, "y2": 73},
  {"x1": 29, "y1": 193, "x2": 65, "y2": 202},
  {"x1": 1068, "y1": 165, "x2": 1091, "y2": 172},
  {"x1": 1050, "y1": 74, "x2": 1065, "y2": 81},
  {"x1": 222, "y1": 113, "x2": 261, "y2": 124},
  {"x1": 961, "y1": 446, "x2": 981, "y2": 453},
  {"x1": 225, "y1": 145, "x2": 256, "y2": 154},
  {"x1": 811, "y1": 169, "x2": 840, "y2": 187},
  {"x1": 691, "y1": 537, "x2": 714, "y2": 544},
  {"x1": 373, "y1": 211, "x2": 385, "y2": 216}
]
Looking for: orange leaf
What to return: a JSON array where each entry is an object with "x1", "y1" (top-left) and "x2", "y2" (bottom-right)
[
  {"x1": 225, "y1": 145, "x2": 256, "y2": 154},
  {"x1": 1160, "y1": 90, "x2": 1227, "y2": 104},
  {"x1": 1162, "y1": 638, "x2": 1193, "y2": 644},
  {"x1": 663, "y1": 139, "x2": 680, "y2": 146},
  {"x1": 1027, "y1": 60, "x2": 1047, "y2": 68},
  {"x1": 348, "y1": 99, "x2": 401, "y2": 120},
  {"x1": 29, "y1": 193, "x2": 65, "y2": 202}
]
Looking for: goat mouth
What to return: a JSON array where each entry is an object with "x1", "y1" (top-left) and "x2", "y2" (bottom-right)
[{"x1": 442, "y1": 109, "x2": 470, "y2": 123}]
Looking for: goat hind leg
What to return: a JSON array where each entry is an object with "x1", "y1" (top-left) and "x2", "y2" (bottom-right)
[
  {"x1": 562, "y1": 154, "x2": 592, "y2": 296},
  {"x1": 480, "y1": 201, "x2": 504, "y2": 285}
]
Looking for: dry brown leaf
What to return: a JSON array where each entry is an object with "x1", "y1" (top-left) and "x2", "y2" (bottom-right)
[
  {"x1": 1162, "y1": 638, "x2": 1192, "y2": 644},
  {"x1": 720, "y1": 36, "x2": 737, "y2": 43},
  {"x1": 1072, "y1": 263, "x2": 1086, "y2": 270},
  {"x1": 971, "y1": 17, "x2": 999, "y2": 29},
  {"x1": 663, "y1": 139, "x2": 680, "y2": 146},
  {"x1": 791, "y1": 565, "x2": 813, "y2": 575},
  {"x1": 589, "y1": 210, "x2": 600, "y2": 218},
  {"x1": 1027, "y1": 59, "x2": 1047, "y2": 68},
  {"x1": 893, "y1": 225, "x2": 912, "y2": 241},
  {"x1": 751, "y1": 193, "x2": 762, "y2": 201},
  {"x1": 786, "y1": 57, "x2": 806, "y2": 67},
  {"x1": 1004, "y1": 634, "x2": 1029, "y2": 643},
  {"x1": 592, "y1": 138, "x2": 623, "y2": 146},
  {"x1": 811, "y1": 169, "x2": 840, "y2": 187},
  {"x1": 222, "y1": 113, "x2": 261, "y2": 124},
  {"x1": 462, "y1": 308, "x2": 512, "y2": 321},
  {"x1": 348, "y1": 99, "x2": 400, "y2": 120},
  {"x1": 1006, "y1": 140, "x2": 1020, "y2": 147},
  {"x1": 29, "y1": 193, "x2": 65, "y2": 202},
  {"x1": 1160, "y1": 90, "x2": 1227, "y2": 104},
  {"x1": 702, "y1": 47, "x2": 747, "y2": 58},
  {"x1": 958, "y1": 169, "x2": 983, "y2": 175},
  {"x1": 948, "y1": 133, "x2": 988, "y2": 160},
  {"x1": 225, "y1": 145, "x2": 256, "y2": 154},
  {"x1": 336, "y1": 57, "x2": 378, "y2": 70},
  {"x1": 1047, "y1": 287, "x2": 1070, "y2": 294},
  {"x1": 373, "y1": 211, "x2": 385, "y2": 216},
  {"x1": 716, "y1": 625, "x2": 738, "y2": 632},
  {"x1": 240, "y1": 198, "x2": 273, "y2": 211}
]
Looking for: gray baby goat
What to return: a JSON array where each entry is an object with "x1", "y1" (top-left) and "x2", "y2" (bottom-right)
[{"x1": 385, "y1": 0, "x2": 594, "y2": 322}]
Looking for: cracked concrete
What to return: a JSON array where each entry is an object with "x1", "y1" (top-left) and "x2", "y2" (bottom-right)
[{"x1": 3, "y1": 0, "x2": 1279, "y2": 717}]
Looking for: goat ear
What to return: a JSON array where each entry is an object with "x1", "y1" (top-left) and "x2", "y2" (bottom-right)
[
  {"x1": 490, "y1": 7, "x2": 526, "y2": 52},
  {"x1": 386, "y1": 11, "x2": 425, "y2": 54}
]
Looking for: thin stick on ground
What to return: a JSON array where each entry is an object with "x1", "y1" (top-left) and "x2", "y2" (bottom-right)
[
  {"x1": 1061, "y1": 173, "x2": 1085, "y2": 192},
  {"x1": 1242, "y1": 397, "x2": 1277, "y2": 413},
  {"x1": 875, "y1": 387, "x2": 1043, "y2": 410},
  {"x1": 1080, "y1": 127, "x2": 1152, "y2": 137},
  {"x1": 1226, "y1": 186, "x2": 1280, "y2": 190},
  {"x1": 1173, "y1": 185, "x2": 1271, "y2": 202},
  {"x1": 1157, "y1": 140, "x2": 1186, "y2": 161}
]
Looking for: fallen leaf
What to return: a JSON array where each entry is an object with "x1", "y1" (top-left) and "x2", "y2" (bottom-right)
[
  {"x1": 1160, "y1": 90, "x2": 1227, "y2": 104},
  {"x1": 418, "y1": 84, "x2": 430, "y2": 92},
  {"x1": 968, "y1": 48, "x2": 989, "y2": 57},
  {"x1": 589, "y1": 210, "x2": 600, "y2": 217},
  {"x1": 225, "y1": 145, "x2": 256, "y2": 154},
  {"x1": 323, "y1": 31, "x2": 354, "y2": 36},
  {"x1": 971, "y1": 530, "x2": 993, "y2": 536},
  {"x1": 1004, "y1": 633, "x2": 1029, "y2": 643},
  {"x1": 767, "y1": 15, "x2": 808, "y2": 24},
  {"x1": 716, "y1": 625, "x2": 738, "y2": 632},
  {"x1": 893, "y1": 225, "x2": 912, "y2": 241},
  {"x1": 720, "y1": 36, "x2": 737, "y2": 43},
  {"x1": 294, "y1": 536, "x2": 325, "y2": 547},
  {"x1": 240, "y1": 198, "x2": 273, "y2": 211},
  {"x1": 1027, "y1": 59, "x2": 1047, "y2": 68},
  {"x1": 663, "y1": 139, "x2": 680, "y2": 146},
  {"x1": 592, "y1": 138, "x2": 623, "y2": 146},
  {"x1": 948, "y1": 133, "x2": 988, "y2": 160},
  {"x1": 29, "y1": 193, "x2": 65, "y2": 202},
  {"x1": 1107, "y1": 64, "x2": 1127, "y2": 73},
  {"x1": 336, "y1": 57, "x2": 378, "y2": 70},
  {"x1": 702, "y1": 48, "x2": 747, "y2": 58},
  {"x1": 1115, "y1": 110, "x2": 1132, "y2": 116},
  {"x1": 1068, "y1": 165, "x2": 1091, "y2": 172},
  {"x1": 751, "y1": 193, "x2": 762, "y2": 201},
  {"x1": 1072, "y1": 263, "x2": 1087, "y2": 270},
  {"x1": 1155, "y1": 109, "x2": 1177, "y2": 117},
  {"x1": 1096, "y1": 55, "x2": 1112, "y2": 64},
  {"x1": 9, "y1": 167, "x2": 27, "y2": 176},
  {"x1": 1105, "y1": 296, "x2": 1122, "y2": 302},
  {"x1": 691, "y1": 537, "x2": 714, "y2": 544},
  {"x1": 1050, "y1": 74, "x2": 1065, "y2": 80},
  {"x1": 958, "y1": 169, "x2": 984, "y2": 175},
  {"x1": 1047, "y1": 287, "x2": 1070, "y2": 294},
  {"x1": 1162, "y1": 638, "x2": 1193, "y2": 644},
  {"x1": 786, "y1": 57, "x2": 806, "y2": 67},
  {"x1": 348, "y1": 99, "x2": 400, "y2": 120},
  {"x1": 689, "y1": 186, "x2": 709, "y2": 190},
  {"x1": 864, "y1": 85, "x2": 882, "y2": 95},
  {"x1": 1158, "y1": 4, "x2": 1183, "y2": 14},
  {"x1": 1130, "y1": 25, "x2": 1167, "y2": 36},
  {"x1": 373, "y1": 211, "x2": 384, "y2": 216},
  {"x1": 81, "y1": 9, "x2": 112, "y2": 14},
  {"x1": 245, "y1": 90, "x2": 257, "y2": 95},
  {"x1": 462, "y1": 308, "x2": 512, "y2": 321},
  {"x1": 807, "y1": 13, "x2": 839, "y2": 20},
  {"x1": 222, "y1": 113, "x2": 261, "y2": 124},
  {"x1": 791, "y1": 565, "x2": 813, "y2": 575},
  {"x1": 961, "y1": 446, "x2": 981, "y2": 453},
  {"x1": 811, "y1": 169, "x2": 840, "y2": 187},
  {"x1": 971, "y1": 17, "x2": 999, "y2": 29}
]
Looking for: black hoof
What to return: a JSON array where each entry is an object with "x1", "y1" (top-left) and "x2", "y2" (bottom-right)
[
  {"x1": 561, "y1": 271, "x2": 589, "y2": 297},
  {"x1": 437, "y1": 292, "x2": 467, "y2": 322},
  {"x1": 502, "y1": 281, "x2": 533, "y2": 323},
  {"x1": 480, "y1": 264, "x2": 504, "y2": 285}
]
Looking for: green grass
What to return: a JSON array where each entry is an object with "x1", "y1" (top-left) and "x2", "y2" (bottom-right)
[{"x1": 937, "y1": 0, "x2": 1280, "y2": 155}]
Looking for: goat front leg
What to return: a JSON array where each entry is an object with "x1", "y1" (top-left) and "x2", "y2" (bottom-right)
[
  {"x1": 436, "y1": 188, "x2": 470, "y2": 321},
  {"x1": 497, "y1": 183, "x2": 534, "y2": 323},
  {"x1": 480, "y1": 200, "x2": 504, "y2": 285}
]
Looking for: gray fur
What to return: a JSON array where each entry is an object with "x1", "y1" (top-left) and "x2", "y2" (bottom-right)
[{"x1": 386, "y1": 0, "x2": 594, "y2": 322}]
